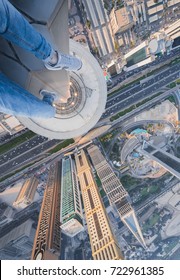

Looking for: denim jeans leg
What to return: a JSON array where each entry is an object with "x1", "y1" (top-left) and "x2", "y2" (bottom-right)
[
  {"x1": 0, "y1": 0, "x2": 52, "y2": 60},
  {"x1": 0, "y1": 73, "x2": 56, "y2": 118}
]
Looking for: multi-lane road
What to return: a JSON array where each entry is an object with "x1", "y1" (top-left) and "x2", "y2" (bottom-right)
[
  {"x1": 0, "y1": 135, "x2": 47, "y2": 165},
  {"x1": 108, "y1": 48, "x2": 180, "y2": 88},
  {"x1": 0, "y1": 135, "x2": 61, "y2": 176},
  {"x1": 102, "y1": 62, "x2": 180, "y2": 119},
  {"x1": 0, "y1": 50, "x2": 179, "y2": 180}
]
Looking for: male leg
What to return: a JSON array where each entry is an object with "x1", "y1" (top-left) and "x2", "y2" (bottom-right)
[
  {"x1": 0, "y1": 73, "x2": 56, "y2": 118},
  {"x1": 0, "y1": 0, "x2": 82, "y2": 71},
  {"x1": 0, "y1": 0, "x2": 82, "y2": 118},
  {"x1": 0, "y1": 0, "x2": 57, "y2": 118}
]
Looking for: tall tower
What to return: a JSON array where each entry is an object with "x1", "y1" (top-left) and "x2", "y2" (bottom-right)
[
  {"x1": 75, "y1": 149, "x2": 123, "y2": 260},
  {"x1": 114, "y1": 197, "x2": 147, "y2": 248},
  {"x1": 13, "y1": 176, "x2": 39, "y2": 207},
  {"x1": 87, "y1": 145, "x2": 146, "y2": 248},
  {"x1": 31, "y1": 162, "x2": 61, "y2": 260},
  {"x1": 60, "y1": 156, "x2": 84, "y2": 237},
  {"x1": 0, "y1": 0, "x2": 107, "y2": 139}
]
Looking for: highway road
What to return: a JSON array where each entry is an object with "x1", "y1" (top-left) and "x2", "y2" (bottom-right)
[
  {"x1": 108, "y1": 48, "x2": 180, "y2": 89},
  {"x1": 0, "y1": 51, "x2": 179, "y2": 181},
  {"x1": 0, "y1": 78, "x2": 179, "y2": 179},
  {"x1": 102, "y1": 62, "x2": 180, "y2": 119},
  {"x1": 0, "y1": 128, "x2": 28, "y2": 145},
  {"x1": 0, "y1": 137, "x2": 61, "y2": 176},
  {"x1": 0, "y1": 150, "x2": 65, "y2": 191},
  {"x1": 0, "y1": 135, "x2": 47, "y2": 165}
]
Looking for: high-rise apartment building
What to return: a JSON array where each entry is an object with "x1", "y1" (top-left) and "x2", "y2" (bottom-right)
[
  {"x1": 31, "y1": 163, "x2": 61, "y2": 260},
  {"x1": 0, "y1": 219, "x2": 35, "y2": 260},
  {"x1": 60, "y1": 156, "x2": 84, "y2": 237},
  {"x1": 75, "y1": 149, "x2": 123, "y2": 260},
  {"x1": 145, "y1": 0, "x2": 179, "y2": 26},
  {"x1": 82, "y1": 0, "x2": 115, "y2": 57},
  {"x1": 87, "y1": 145, "x2": 146, "y2": 248},
  {"x1": 109, "y1": 7, "x2": 136, "y2": 46},
  {"x1": 13, "y1": 176, "x2": 39, "y2": 207},
  {"x1": 125, "y1": 0, "x2": 147, "y2": 25}
]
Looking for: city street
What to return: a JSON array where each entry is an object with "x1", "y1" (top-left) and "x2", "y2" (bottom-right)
[
  {"x1": 0, "y1": 138, "x2": 61, "y2": 177},
  {"x1": 102, "y1": 63, "x2": 180, "y2": 119}
]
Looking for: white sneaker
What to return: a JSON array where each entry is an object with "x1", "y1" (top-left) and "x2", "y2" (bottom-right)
[
  {"x1": 40, "y1": 90, "x2": 58, "y2": 105},
  {"x1": 44, "y1": 51, "x2": 82, "y2": 71}
]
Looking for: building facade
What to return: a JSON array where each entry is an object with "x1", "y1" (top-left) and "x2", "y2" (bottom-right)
[
  {"x1": 125, "y1": 0, "x2": 180, "y2": 28},
  {"x1": 13, "y1": 176, "x2": 39, "y2": 207},
  {"x1": 60, "y1": 156, "x2": 84, "y2": 237},
  {"x1": 0, "y1": 114, "x2": 25, "y2": 135},
  {"x1": 82, "y1": 0, "x2": 115, "y2": 57},
  {"x1": 31, "y1": 163, "x2": 61, "y2": 260},
  {"x1": 87, "y1": 145, "x2": 146, "y2": 248},
  {"x1": 75, "y1": 149, "x2": 123, "y2": 260},
  {"x1": 0, "y1": 219, "x2": 35, "y2": 260},
  {"x1": 109, "y1": 7, "x2": 135, "y2": 47}
]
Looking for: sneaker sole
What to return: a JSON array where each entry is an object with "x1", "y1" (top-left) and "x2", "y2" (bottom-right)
[
  {"x1": 44, "y1": 61, "x2": 82, "y2": 71},
  {"x1": 39, "y1": 90, "x2": 58, "y2": 101}
]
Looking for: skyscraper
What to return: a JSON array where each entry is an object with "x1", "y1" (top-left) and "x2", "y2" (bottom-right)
[
  {"x1": 75, "y1": 149, "x2": 123, "y2": 260},
  {"x1": 60, "y1": 156, "x2": 84, "y2": 237},
  {"x1": 87, "y1": 145, "x2": 146, "y2": 248},
  {"x1": 31, "y1": 163, "x2": 61, "y2": 260},
  {"x1": 13, "y1": 176, "x2": 39, "y2": 207},
  {"x1": 82, "y1": 0, "x2": 115, "y2": 57},
  {"x1": 109, "y1": 6, "x2": 135, "y2": 46}
]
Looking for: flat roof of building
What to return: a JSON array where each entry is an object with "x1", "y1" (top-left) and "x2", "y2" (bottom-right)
[
  {"x1": 124, "y1": 41, "x2": 147, "y2": 59},
  {"x1": 164, "y1": 20, "x2": 180, "y2": 37},
  {"x1": 3, "y1": 116, "x2": 21, "y2": 129}
]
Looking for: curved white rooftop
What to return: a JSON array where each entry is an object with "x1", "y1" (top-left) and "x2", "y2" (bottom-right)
[
  {"x1": 0, "y1": 1, "x2": 107, "y2": 139},
  {"x1": 149, "y1": 38, "x2": 158, "y2": 54},
  {"x1": 18, "y1": 40, "x2": 107, "y2": 139}
]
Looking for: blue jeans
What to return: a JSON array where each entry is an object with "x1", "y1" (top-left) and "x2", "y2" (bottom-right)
[{"x1": 0, "y1": 0, "x2": 55, "y2": 118}]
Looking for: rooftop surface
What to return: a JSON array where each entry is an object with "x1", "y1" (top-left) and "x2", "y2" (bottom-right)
[{"x1": 0, "y1": 0, "x2": 107, "y2": 139}]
